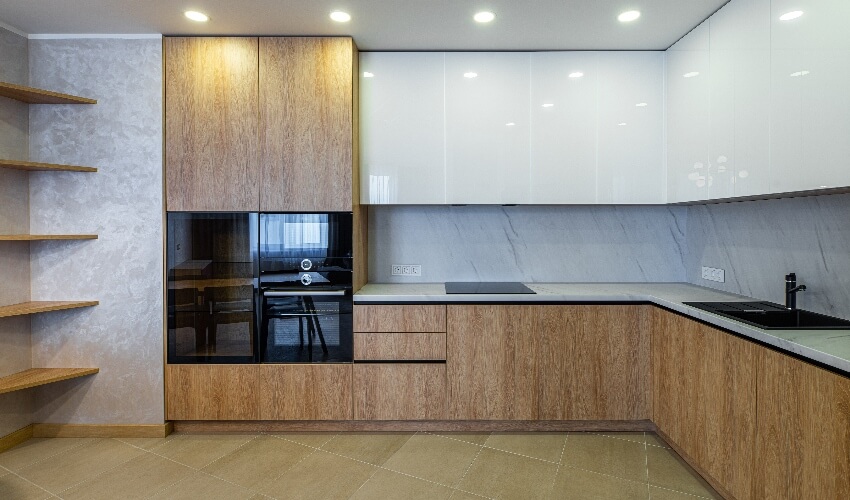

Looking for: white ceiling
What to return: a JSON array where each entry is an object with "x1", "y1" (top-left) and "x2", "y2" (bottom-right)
[{"x1": 0, "y1": 0, "x2": 729, "y2": 51}]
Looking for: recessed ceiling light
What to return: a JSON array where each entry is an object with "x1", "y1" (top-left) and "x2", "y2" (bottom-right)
[
  {"x1": 568, "y1": 72, "x2": 584, "y2": 79},
  {"x1": 463, "y1": 72, "x2": 478, "y2": 79},
  {"x1": 780, "y1": 11, "x2": 804, "y2": 21},
  {"x1": 636, "y1": 102, "x2": 648, "y2": 107},
  {"x1": 542, "y1": 103, "x2": 554, "y2": 108},
  {"x1": 618, "y1": 122, "x2": 628, "y2": 126},
  {"x1": 330, "y1": 11, "x2": 351, "y2": 22},
  {"x1": 474, "y1": 11, "x2": 495, "y2": 23},
  {"x1": 683, "y1": 71, "x2": 700, "y2": 78},
  {"x1": 184, "y1": 11, "x2": 209, "y2": 22},
  {"x1": 363, "y1": 72, "x2": 374, "y2": 78},
  {"x1": 506, "y1": 122, "x2": 516, "y2": 126},
  {"x1": 618, "y1": 10, "x2": 641, "y2": 23},
  {"x1": 790, "y1": 70, "x2": 810, "y2": 77}
]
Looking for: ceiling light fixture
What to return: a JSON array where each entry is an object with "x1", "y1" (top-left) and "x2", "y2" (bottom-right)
[
  {"x1": 780, "y1": 11, "x2": 804, "y2": 21},
  {"x1": 683, "y1": 71, "x2": 700, "y2": 78},
  {"x1": 568, "y1": 72, "x2": 584, "y2": 78},
  {"x1": 330, "y1": 11, "x2": 351, "y2": 22},
  {"x1": 463, "y1": 72, "x2": 478, "y2": 78},
  {"x1": 184, "y1": 11, "x2": 209, "y2": 22},
  {"x1": 618, "y1": 122, "x2": 628, "y2": 126},
  {"x1": 790, "y1": 70, "x2": 810, "y2": 77},
  {"x1": 474, "y1": 11, "x2": 496, "y2": 23},
  {"x1": 618, "y1": 10, "x2": 641, "y2": 23},
  {"x1": 542, "y1": 103, "x2": 554, "y2": 108},
  {"x1": 506, "y1": 122, "x2": 516, "y2": 126},
  {"x1": 363, "y1": 72, "x2": 374, "y2": 78},
  {"x1": 636, "y1": 102, "x2": 648, "y2": 107}
]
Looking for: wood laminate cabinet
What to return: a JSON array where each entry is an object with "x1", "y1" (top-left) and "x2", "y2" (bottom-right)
[
  {"x1": 164, "y1": 37, "x2": 260, "y2": 211},
  {"x1": 259, "y1": 364, "x2": 352, "y2": 420},
  {"x1": 259, "y1": 37, "x2": 354, "y2": 212},
  {"x1": 165, "y1": 364, "x2": 259, "y2": 420},
  {"x1": 353, "y1": 364, "x2": 446, "y2": 420}
]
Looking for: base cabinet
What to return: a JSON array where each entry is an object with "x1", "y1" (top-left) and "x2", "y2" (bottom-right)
[
  {"x1": 165, "y1": 365, "x2": 259, "y2": 420},
  {"x1": 259, "y1": 364, "x2": 352, "y2": 420},
  {"x1": 353, "y1": 363, "x2": 446, "y2": 420}
]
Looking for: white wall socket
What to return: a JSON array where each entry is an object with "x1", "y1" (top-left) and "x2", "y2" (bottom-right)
[
  {"x1": 701, "y1": 266, "x2": 726, "y2": 283},
  {"x1": 392, "y1": 264, "x2": 421, "y2": 276}
]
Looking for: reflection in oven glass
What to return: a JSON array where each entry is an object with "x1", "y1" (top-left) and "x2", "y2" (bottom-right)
[{"x1": 262, "y1": 297, "x2": 352, "y2": 363}]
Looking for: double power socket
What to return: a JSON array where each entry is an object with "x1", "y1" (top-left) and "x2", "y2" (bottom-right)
[
  {"x1": 701, "y1": 266, "x2": 726, "y2": 283},
  {"x1": 391, "y1": 264, "x2": 422, "y2": 276}
]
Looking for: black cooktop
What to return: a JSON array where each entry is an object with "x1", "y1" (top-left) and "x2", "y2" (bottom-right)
[{"x1": 444, "y1": 282, "x2": 536, "y2": 294}]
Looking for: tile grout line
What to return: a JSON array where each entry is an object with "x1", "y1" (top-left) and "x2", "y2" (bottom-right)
[
  {"x1": 0, "y1": 465, "x2": 61, "y2": 499},
  {"x1": 644, "y1": 432, "x2": 651, "y2": 500},
  {"x1": 53, "y1": 442, "x2": 160, "y2": 497},
  {"x1": 188, "y1": 434, "x2": 261, "y2": 470},
  {"x1": 1, "y1": 437, "x2": 94, "y2": 474},
  {"x1": 345, "y1": 462, "x2": 383, "y2": 500},
  {"x1": 547, "y1": 433, "x2": 570, "y2": 495},
  {"x1": 648, "y1": 484, "x2": 716, "y2": 499}
]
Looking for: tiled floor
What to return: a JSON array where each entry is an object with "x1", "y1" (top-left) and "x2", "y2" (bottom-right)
[{"x1": 0, "y1": 431, "x2": 720, "y2": 500}]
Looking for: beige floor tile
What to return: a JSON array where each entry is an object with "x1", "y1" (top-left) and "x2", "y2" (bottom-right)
[
  {"x1": 0, "y1": 438, "x2": 93, "y2": 472},
  {"x1": 484, "y1": 433, "x2": 567, "y2": 463},
  {"x1": 449, "y1": 490, "x2": 491, "y2": 500},
  {"x1": 600, "y1": 433, "x2": 647, "y2": 446},
  {"x1": 148, "y1": 471, "x2": 256, "y2": 500},
  {"x1": 61, "y1": 452, "x2": 194, "y2": 500},
  {"x1": 150, "y1": 433, "x2": 256, "y2": 469},
  {"x1": 0, "y1": 473, "x2": 53, "y2": 500},
  {"x1": 648, "y1": 485, "x2": 714, "y2": 499},
  {"x1": 383, "y1": 434, "x2": 481, "y2": 487},
  {"x1": 258, "y1": 449, "x2": 376, "y2": 499},
  {"x1": 320, "y1": 432, "x2": 412, "y2": 466},
  {"x1": 550, "y1": 466, "x2": 649, "y2": 500},
  {"x1": 456, "y1": 447, "x2": 558, "y2": 500},
  {"x1": 15, "y1": 438, "x2": 143, "y2": 494},
  {"x1": 350, "y1": 468, "x2": 454, "y2": 500},
  {"x1": 433, "y1": 432, "x2": 491, "y2": 445},
  {"x1": 646, "y1": 446, "x2": 718, "y2": 499},
  {"x1": 115, "y1": 436, "x2": 174, "y2": 450},
  {"x1": 266, "y1": 432, "x2": 337, "y2": 448},
  {"x1": 201, "y1": 435, "x2": 314, "y2": 491},
  {"x1": 560, "y1": 433, "x2": 648, "y2": 483},
  {"x1": 644, "y1": 434, "x2": 671, "y2": 449}
]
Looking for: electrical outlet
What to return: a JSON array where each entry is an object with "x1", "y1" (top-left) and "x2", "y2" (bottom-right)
[
  {"x1": 392, "y1": 264, "x2": 421, "y2": 276},
  {"x1": 391, "y1": 265, "x2": 403, "y2": 275},
  {"x1": 701, "y1": 266, "x2": 726, "y2": 283}
]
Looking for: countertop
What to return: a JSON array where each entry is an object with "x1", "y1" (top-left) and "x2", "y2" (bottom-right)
[{"x1": 354, "y1": 282, "x2": 850, "y2": 375}]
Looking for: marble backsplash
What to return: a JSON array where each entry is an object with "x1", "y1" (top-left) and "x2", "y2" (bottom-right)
[
  {"x1": 685, "y1": 194, "x2": 850, "y2": 320},
  {"x1": 369, "y1": 205, "x2": 688, "y2": 283}
]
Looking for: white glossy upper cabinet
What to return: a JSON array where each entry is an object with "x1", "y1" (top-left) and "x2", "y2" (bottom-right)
[
  {"x1": 529, "y1": 52, "x2": 598, "y2": 204},
  {"x1": 596, "y1": 52, "x2": 665, "y2": 204},
  {"x1": 359, "y1": 52, "x2": 446, "y2": 204},
  {"x1": 666, "y1": 22, "x2": 711, "y2": 203},
  {"x1": 445, "y1": 53, "x2": 531, "y2": 204},
  {"x1": 770, "y1": 0, "x2": 850, "y2": 193}
]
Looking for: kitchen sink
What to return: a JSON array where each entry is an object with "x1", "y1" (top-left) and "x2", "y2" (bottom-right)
[{"x1": 683, "y1": 301, "x2": 850, "y2": 330}]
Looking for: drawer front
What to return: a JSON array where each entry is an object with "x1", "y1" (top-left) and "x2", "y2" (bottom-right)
[
  {"x1": 165, "y1": 364, "x2": 259, "y2": 420},
  {"x1": 354, "y1": 331, "x2": 446, "y2": 360},
  {"x1": 354, "y1": 304, "x2": 446, "y2": 332},
  {"x1": 353, "y1": 363, "x2": 447, "y2": 420},
  {"x1": 259, "y1": 364, "x2": 353, "y2": 420}
]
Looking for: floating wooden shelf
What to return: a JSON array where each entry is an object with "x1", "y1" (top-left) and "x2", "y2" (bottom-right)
[
  {"x1": 0, "y1": 159, "x2": 98, "y2": 173},
  {"x1": 0, "y1": 81, "x2": 97, "y2": 104},
  {"x1": 0, "y1": 368, "x2": 98, "y2": 395},
  {"x1": 0, "y1": 235, "x2": 98, "y2": 241},
  {"x1": 0, "y1": 301, "x2": 99, "y2": 319}
]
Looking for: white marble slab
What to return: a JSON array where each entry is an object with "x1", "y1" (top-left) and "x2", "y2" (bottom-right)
[{"x1": 355, "y1": 282, "x2": 850, "y2": 374}]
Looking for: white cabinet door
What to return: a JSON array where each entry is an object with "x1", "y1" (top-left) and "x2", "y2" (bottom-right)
[
  {"x1": 666, "y1": 22, "x2": 711, "y2": 203},
  {"x1": 529, "y1": 52, "x2": 598, "y2": 204},
  {"x1": 445, "y1": 53, "x2": 531, "y2": 204},
  {"x1": 596, "y1": 52, "x2": 665, "y2": 204},
  {"x1": 359, "y1": 52, "x2": 446, "y2": 204}
]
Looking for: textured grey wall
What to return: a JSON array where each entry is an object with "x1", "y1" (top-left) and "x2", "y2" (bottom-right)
[
  {"x1": 28, "y1": 38, "x2": 164, "y2": 424},
  {"x1": 686, "y1": 194, "x2": 850, "y2": 319},
  {"x1": 369, "y1": 205, "x2": 688, "y2": 283}
]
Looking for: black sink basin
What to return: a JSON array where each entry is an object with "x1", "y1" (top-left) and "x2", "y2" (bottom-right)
[{"x1": 683, "y1": 301, "x2": 850, "y2": 330}]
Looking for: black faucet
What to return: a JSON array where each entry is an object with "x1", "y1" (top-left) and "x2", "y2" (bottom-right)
[{"x1": 785, "y1": 273, "x2": 807, "y2": 310}]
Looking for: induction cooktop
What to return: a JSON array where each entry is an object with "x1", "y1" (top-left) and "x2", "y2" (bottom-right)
[{"x1": 444, "y1": 282, "x2": 536, "y2": 294}]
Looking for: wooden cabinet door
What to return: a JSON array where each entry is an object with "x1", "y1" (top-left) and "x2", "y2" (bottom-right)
[
  {"x1": 539, "y1": 305, "x2": 651, "y2": 420},
  {"x1": 259, "y1": 364, "x2": 352, "y2": 420},
  {"x1": 651, "y1": 309, "x2": 757, "y2": 499},
  {"x1": 755, "y1": 348, "x2": 850, "y2": 499},
  {"x1": 353, "y1": 363, "x2": 446, "y2": 420},
  {"x1": 446, "y1": 305, "x2": 539, "y2": 420},
  {"x1": 259, "y1": 37, "x2": 353, "y2": 212},
  {"x1": 165, "y1": 364, "x2": 259, "y2": 420},
  {"x1": 165, "y1": 37, "x2": 260, "y2": 211}
]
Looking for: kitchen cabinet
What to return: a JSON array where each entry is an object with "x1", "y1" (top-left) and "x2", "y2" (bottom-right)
[
  {"x1": 259, "y1": 37, "x2": 354, "y2": 212},
  {"x1": 353, "y1": 304, "x2": 446, "y2": 333},
  {"x1": 259, "y1": 364, "x2": 352, "y2": 420},
  {"x1": 165, "y1": 364, "x2": 259, "y2": 420},
  {"x1": 164, "y1": 37, "x2": 260, "y2": 212},
  {"x1": 353, "y1": 364, "x2": 446, "y2": 420}
]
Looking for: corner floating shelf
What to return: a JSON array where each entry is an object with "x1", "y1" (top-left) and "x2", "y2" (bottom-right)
[
  {"x1": 0, "y1": 159, "x2": 98, "y2": 173},
  {"x1": 0, "y1": 301, "x2": 99, "y2": 319},
  {"x1": 0, "y1": 368, "x2": 99, "y2": 395},
  {"x1": 0, "y1": 235, "x2": 98, "y2": 241},
  {"x1": 0, "y1": 81, "x2": 97, "y2": 104}
]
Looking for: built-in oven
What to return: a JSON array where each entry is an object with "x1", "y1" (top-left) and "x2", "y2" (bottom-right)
[{"x1": 258, "y1": 213, "x2": 353, "y2": 363}]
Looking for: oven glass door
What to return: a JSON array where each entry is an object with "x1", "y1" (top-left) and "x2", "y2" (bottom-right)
[{"x1": 260, "y1": 288, "x2": 353, "y2": 363}]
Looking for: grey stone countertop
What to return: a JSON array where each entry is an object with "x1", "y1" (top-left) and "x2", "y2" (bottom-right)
[{"x1": 354, "y1": 282, "x2": 850, "y2": 375}]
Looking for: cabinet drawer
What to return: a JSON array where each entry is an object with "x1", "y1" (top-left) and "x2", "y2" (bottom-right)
[
  {"x1": 353, "y1": 363, "x2": 446, "y2": 420},
  {"x1": 354, "y1": 331, "x2": 446, "y2": 360},
  {"x1": 354, "y1": 305, "x2": 446, "y2": 332}
]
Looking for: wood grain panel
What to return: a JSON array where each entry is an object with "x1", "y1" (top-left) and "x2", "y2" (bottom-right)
[
  {"x1": 259, "y1": 37, "x2": 353, "y2": 212},
  {"x1": 0, "y1": 81, "x2": 97, "y2": 104},
  {"x1": 165, "y1": 37, "x2": 259, "y2": 211},
  {"x1": 539, "y1": 305, "x2": 651, "y2": 420},
  {"x1": 0, "y1": 159, "x2": 97, "y2": 172},
  {"x1": 651, "y1": 308, "x2": 757, "y2": 500},
  {"x1": 165, "y1": 364, "x2": 259, "y2": 420},
  {"x1": 447, "y1": 305, "x2": 539, "y2": 420},
  {"x1": 354, "y1": 331, "x2": 446, "y2": 360},
  {"x1": 755, "y1": 348, "x2": 850, "y2": 499},
  {"x1": 0, "y1": 301, "x2": 98, "y2": 318},
  {"x1": 259, "y1": 364, "x2": 352, "y2": 420},
  {"x1": 353, "y1": 363, "x2": 446, "y2": 420},
  {"x1": 354, "y1": 304, "x2": 446, "y2": 333},
  {"x1": 0, "y1": 368, "x2": 98, "y2": 394}
]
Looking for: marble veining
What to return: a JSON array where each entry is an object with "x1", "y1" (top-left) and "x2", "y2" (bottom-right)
[
  {"x1": 27, "y1": 38, "x2": 164, "y2": 424},
  {"x1": 369, "y1": 205, "x2": 688, "y2": 283}
]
